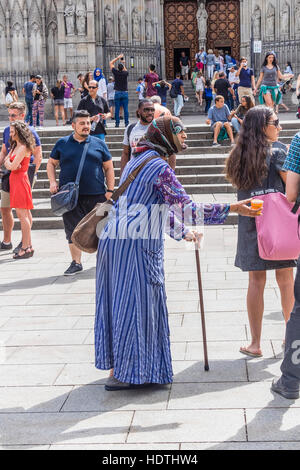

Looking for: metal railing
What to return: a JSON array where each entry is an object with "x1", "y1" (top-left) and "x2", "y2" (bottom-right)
[
  {"x1": 0, "y1": 71, "x2": 59, "y2": 95},
  {"x1": 103, "y1": 43, "x2": 162, "y2": 81}
]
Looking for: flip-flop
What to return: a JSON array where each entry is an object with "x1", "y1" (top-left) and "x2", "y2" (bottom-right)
[{"x1": 239, "y1": 347, "x2": 263, "y2": 358}]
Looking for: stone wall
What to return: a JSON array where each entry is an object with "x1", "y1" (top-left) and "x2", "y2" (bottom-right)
[{"x1": 0, "y1": 0, "x2": 299, "y2": 83}]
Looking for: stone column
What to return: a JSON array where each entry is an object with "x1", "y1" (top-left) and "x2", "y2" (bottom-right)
[
  {"x1": 5, "y1": 10, "x2": 11, "y2": 71},
  {"x1": 56, "y1": 0, "x2": 67, "y2": 75},
  {"x1": 85, "y1": 0, "x2": 96, "y2": 70},
  {"x1": 23, "y1": 7, "x2": 29, "y2": 72},
  {"x1": 41, "y1": 4, "x2": 47, "y2": 72}
]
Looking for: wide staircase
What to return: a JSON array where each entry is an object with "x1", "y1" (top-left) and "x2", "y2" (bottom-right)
[{"x1": 0, "y1": 121, "x2": 299, "y2": 230}]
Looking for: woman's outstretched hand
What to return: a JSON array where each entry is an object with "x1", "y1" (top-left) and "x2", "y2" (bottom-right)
[
  {"x1": 230, "y1": 199, "x2": 262, "y2": 217},
  {"x1": 184, "y1": 231, "x2": 203, "y2": 246}
]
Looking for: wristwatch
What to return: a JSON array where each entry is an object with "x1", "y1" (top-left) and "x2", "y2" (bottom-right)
[{"x1": 107, "y1": 189, "x2": 114, "y2": 193}]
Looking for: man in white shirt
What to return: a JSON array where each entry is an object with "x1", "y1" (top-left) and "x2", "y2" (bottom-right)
[
  {"x1": 228, "y1": 66, "x2": 240, "y2": 106},
  {"x1": 120, "y1": 99, "x2": 155, "y2": 175}
]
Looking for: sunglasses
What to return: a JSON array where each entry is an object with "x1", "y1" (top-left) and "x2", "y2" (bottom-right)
[
  {"x1": 88, "y1": 86, "x2": 98, "y2": 89},
  {"x1": 8, "y1": 113, "x2": 21, "y2": 118},
  {"x1": 142, "y1": 108, "x2": 155, "y2": 113},
  {"x1": 268, "y1": 119, "x2": 280, "y2": 128}
]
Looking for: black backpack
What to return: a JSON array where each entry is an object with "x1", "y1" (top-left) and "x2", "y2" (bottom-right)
[
  {"x1": 126, "y1": 122, "x2": 137, "y2": 158},
  {"x1": 170, "y1": 83, "x2": 178, "y2": 98}
]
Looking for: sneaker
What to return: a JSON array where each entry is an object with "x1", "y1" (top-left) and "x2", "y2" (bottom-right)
[
  {"x1": 13, "y1": 241, "x2": 22, "y2": 255},
  {"x1": 0, "y1": 241, "x2": 12, "y2": 250},
  {"x1": 271, "y1": 378, "x2": 299, "y2": 400},
  {"x1": 64, "y1": 261, "x2": 83, "y2": 276},
  {"x1": 212, "y1": 142, "x2": 221, "y2": 147}
]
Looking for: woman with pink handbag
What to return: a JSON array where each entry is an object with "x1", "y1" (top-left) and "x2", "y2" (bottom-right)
[{"x1": 226, "y1": 106, "x2": 296, "y2": 358}]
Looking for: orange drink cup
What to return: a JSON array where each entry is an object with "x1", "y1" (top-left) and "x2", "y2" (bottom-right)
[{"x1": 251, "y1": 199, "x2": 264, "y2": 214}]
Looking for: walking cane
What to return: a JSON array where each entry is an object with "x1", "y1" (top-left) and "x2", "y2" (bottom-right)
[{"x1": 194, "y1": 239, "x2": 209, "y2": 371}]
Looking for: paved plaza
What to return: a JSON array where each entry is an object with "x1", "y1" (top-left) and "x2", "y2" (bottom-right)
[{"x1": 0, "y1": 191, "x2": 299, "y2": 450}]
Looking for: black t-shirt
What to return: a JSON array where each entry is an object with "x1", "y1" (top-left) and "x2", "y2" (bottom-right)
[
  {"x1": 77, "y1": 95, "x2": 109, "y2": 135},
  {"x1": 112, "y1": 68, "x2": 129, "y2": 92},
  {"x1": 214, "y1": 78, "x2": 231, "y2": 100},
  {"x1": 180, "y1": 56, "x2": 189, "y2": 67},
  {"x1": 51, "y1": 86, "x2": 65, "y2": 100},
  {"x1": 34, "y1": 83, "x2": 44, "y2": 101}
]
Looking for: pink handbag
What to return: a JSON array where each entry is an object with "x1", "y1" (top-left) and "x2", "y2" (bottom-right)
[{"x1": 255, "y1": 191, "x2": 300, "y2": 261}]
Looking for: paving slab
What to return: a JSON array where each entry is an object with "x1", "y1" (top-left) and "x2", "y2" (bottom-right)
[
  {"x1": 172, "y1": 360, "x2": 247, "y2": 383},
  {"x1": 0, "y1": 364, "x2": 64, "y2": 386},
  {"x1": 246, "y1": 408, "x2": 300, "y2": 442},
  {"x1": 61, "y1": 384, "x2": 170, "y2": 412},
  {"x1": 168, "y1": 382, "x2": 300, "y2": 410},
  {"x1": 127, "y1": 410, "x2": 246, "y2": 443},
  {"x1": 0, "y1": 386, "x2": 73, "y2": 413},
  {"x1": 0, "y1": 411, "x2": 133, "y2": 445},
  {"x1": 185, "y1": 340, "x2": 275, "y2": 361},
  {"x1": 181, "y1": 442, "x2": 300, "y2": 450}
]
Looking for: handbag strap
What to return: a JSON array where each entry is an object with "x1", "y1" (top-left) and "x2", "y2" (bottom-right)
[
  {"x1": 75, "y1": 140, "x2": 90, "y2": 186},
  {"x1": 111, "y1": 153, "x2": 159, "y2": 203}
]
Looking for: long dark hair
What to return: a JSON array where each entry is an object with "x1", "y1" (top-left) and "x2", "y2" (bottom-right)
[
  {"x1": 225, "y1": 106, "x2": 274, "y2": 190},
  {"x1": 241, "y1": 95, "x2": 254, "y2": 111},
  {"x1": 10, "y1": 121, "x2": 36, "y2": 154},
  {"x1": 262, "y1": 51, "x2": 278, "y2": 69}
]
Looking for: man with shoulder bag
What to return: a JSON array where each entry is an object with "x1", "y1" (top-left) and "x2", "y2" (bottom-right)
[
  {"x1": 47, "y1": 110, "x2": 115, "y2": 276},
  {"x1": 272, "y1": 131, "x2": 300, "y2": 399}
]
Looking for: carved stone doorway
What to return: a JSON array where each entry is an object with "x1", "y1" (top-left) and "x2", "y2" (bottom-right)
[
  {"x1": 164, "y1": 1, "x2": 198, "y2": 80},
  {"x1": 206, "y1": 0, "x2": 240, "y2": 60}
]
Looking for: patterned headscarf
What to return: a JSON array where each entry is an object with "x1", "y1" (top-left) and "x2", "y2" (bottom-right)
[
  {"x1": 94, "y1": 68, "x2": 104, "y2": 82},
  {"x1": 132, "y1": 116, "x2": 187, "y2": 157}
]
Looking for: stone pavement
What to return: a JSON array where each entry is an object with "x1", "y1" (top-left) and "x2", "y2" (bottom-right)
[{"x1": 0, "y1": 215, "x2": 300, "y2": 450}]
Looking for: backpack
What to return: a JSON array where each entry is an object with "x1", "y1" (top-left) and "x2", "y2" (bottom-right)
[
  {"x1": 170, "y1": 83, "x2": 178, "y2": 98},
  {"x1": 126, "y1": 122, "x2": 137, "y2": 158}
]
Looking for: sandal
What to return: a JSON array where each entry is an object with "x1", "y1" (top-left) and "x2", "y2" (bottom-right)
[
  {"x1": 13, "y1": 246, "x2": 34, "y2": 260},
  {"x1": 239, "y1": 347, "x2": 263, "y2": 358}
]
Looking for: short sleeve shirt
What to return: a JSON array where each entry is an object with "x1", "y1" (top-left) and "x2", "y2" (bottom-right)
[
  {"x1": 214, "y1": 78, "x2": 231, "y2": 100},
  {"x1": 50, "y1": 134, "x2": 112, "y2": 195},
  {"x1": 283, "y1": 132, "x2": 300, "y2": 174},
  {"x1": 145, "y1": 72, "x2": 159, "y2": 97},
  {"x1": 77, "y1": 95, "x2": 109, "y2": 136},
  {"x1": 24, "y1": 81, "x2": 34, "y2": 101},
  {"x1": 63, "y1": 82, "x2": 74, "y2": 99},
  {"x1": 3, "y1": 125, "x2": 40, "y2": 163},
  {"x1": 239, "y1": 68, "x2": 254, "y2": 88},
  {"x1": 208, "y1": 104, "x2": 230, "y2": 126},
  {"x1": 123, "y1": 121, "x2": 150, "y2": 152},
  {"x1": 172, "y1": 78, "x2": 184, "y2": 95},
  {"x1": 111, "y1": 68, "x2": 129, "y2": 92}
]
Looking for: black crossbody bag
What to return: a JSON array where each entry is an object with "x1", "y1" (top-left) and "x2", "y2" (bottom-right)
[{"x1": 51, "y1": 140, "x2": 90, "y2": 216}]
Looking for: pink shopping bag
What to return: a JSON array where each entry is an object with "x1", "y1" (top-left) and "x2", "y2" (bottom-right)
[{"x1": 255, "y1": 192, "x2": 300, "y2": 261}]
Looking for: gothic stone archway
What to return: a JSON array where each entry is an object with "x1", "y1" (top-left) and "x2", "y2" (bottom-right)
[
  {"x1": 164, "y1": 1, "x2": 198, "y2": 80},
  {"x1": 164, "y1": 1, "x2": 241, "y2": 79}
]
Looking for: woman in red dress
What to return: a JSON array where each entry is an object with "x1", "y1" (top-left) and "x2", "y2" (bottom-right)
[{"x1": 4, "y1": 121, "x2": 35, "y2": 259}]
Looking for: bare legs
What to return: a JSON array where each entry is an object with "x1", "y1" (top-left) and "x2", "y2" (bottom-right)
[
  {"x1": 15, "y1": 208, "x2": 33, "y2": 254},
  {"x1": 1, "y1": 207, "x2": 14, "y2": 244},
  {"x1": 55, "y1": 105, "x2": 66, "y2": 126},
  {"x1": 69, "y1": 243, "x2": 82, "y2": 264},
  {"x1": 241, "y1": 268, "x2": 294, "y2": 355}
]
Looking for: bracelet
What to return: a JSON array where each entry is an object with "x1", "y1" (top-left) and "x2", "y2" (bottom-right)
[{"x1": 106, "y1": 189, "x2": 114, "y2": 193}]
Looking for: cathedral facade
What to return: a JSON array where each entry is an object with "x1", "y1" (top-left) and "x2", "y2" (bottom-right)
[{"x1": 0, "y1": 0, "x2": 299, "y2": 81}]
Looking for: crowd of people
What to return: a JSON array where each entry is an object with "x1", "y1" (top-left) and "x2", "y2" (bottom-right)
[{"x1": 1, "y1": 51, "x2": 300, "y2": 399}]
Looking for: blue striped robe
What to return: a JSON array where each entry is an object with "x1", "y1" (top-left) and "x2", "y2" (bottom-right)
[{"x1": 95, "y1": 151, "x2": 173, "y2": 384}]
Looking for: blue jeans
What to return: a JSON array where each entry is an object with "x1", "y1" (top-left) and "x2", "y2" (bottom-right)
[
  {"x1": 205, "y1": 98, "x2": 212, "y2": 114},
  {"x1": 114, "y1": 91, "x2": 129, "y2": 127},
  {"x1": 93, "y1": 134, "x2": 106, "y2": 141},
  {"x1": 174, "y1": 95, "x2": 184, "y2": 117},
  {"x1": 25, "y1": 99, "x2": 33, "y2": 126},
  {"x1": 231, "y1": 117, "x2": 241, "y2": 134}
]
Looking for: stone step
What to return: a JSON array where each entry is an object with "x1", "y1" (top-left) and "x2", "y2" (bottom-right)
[{"x1": 0, "y1": 212, "x2": 238, "y2": 231}]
